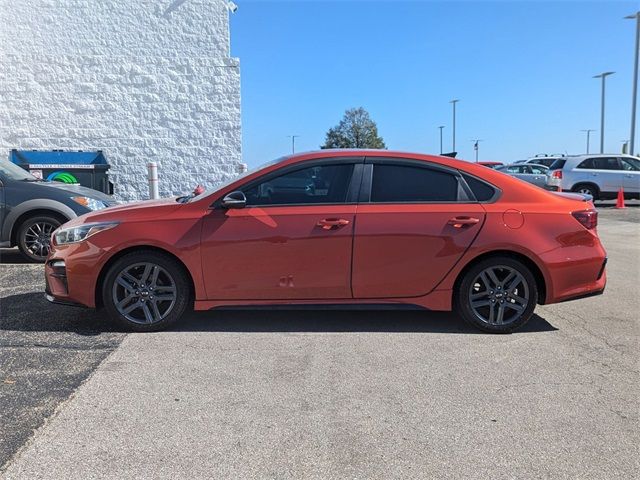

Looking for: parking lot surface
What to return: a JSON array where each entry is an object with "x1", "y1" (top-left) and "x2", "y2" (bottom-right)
[{"x1": 1, "y1": 205, "x2": 638, "y2": 479}]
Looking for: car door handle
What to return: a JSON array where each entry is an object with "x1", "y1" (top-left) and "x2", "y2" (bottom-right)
[
  {"x1": 447, "y1": 216, "x2": 480, "y2": 228},
  {"x1": 317, "y1": 218, "x2": 350, "y2": 230}
]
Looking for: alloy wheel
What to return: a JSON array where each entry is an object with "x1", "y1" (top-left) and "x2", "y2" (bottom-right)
[
  {"x1": 112, "y1": 262, "x2": 177, "y2": 325},
  {"x1": 24, "y1": 221, "x2": 56, "y2": 259},
  {"x1": 468, "y1": 265, "x2": 530, "y2": 326}
]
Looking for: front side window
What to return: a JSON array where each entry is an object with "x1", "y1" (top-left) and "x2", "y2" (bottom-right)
[
  {"x1": 244, "y1": 164, "x2": 354, "y2": 206},
  {"x1": 370, "y1": 164, "x2": 459, "y2": 202}
]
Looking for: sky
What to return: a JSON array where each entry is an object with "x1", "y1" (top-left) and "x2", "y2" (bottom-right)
[{"x1": 230, "y1": 0, "x2": 638, "y2": 166}]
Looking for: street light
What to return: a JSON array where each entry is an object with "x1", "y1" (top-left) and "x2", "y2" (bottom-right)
[
  {"x1": 449, "y1": 99, "x2": 459, "y2": 152},
  {"x1": 471, "y1": 139, "x2": 483, "y2": 162},
  {"x1": 593, "y1": 72, "x2": 615, "y2": 153},
  {"x1": 287, "y1": 135, "x2": 299, "y2": 154},
  {"x1": 438, "y1": 126, "x2": 445, "y2": 154},
  {"x1": 581, "y1": 129, "x2": 595, "y2": 154},
  {"x1": 625, "y1": 12, "x2": 640, "y2": 155}
]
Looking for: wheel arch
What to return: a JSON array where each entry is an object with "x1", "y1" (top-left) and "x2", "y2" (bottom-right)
[
  {"x1": 571, "y1": 182, "x2": 600, "y2": 198},
  {"x1": 94, "y1": 245, "x2": 196, "y2": 308},
  {"x1": 452, "y1": 250, "x2": 547, "y2": 305},
  {"x1": 9, "y1": 208, "x2": 70, "y2": 246},
  {"x1": 4, "y1": 198, "x2": 77, "y2": 246}
]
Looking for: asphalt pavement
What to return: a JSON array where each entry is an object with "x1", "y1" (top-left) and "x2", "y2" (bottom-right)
[{"x1": 0, "y1": 205, "x2": 638, "y2": 479}]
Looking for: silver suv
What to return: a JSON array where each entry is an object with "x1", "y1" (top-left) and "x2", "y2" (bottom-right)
[{"x1": 546, "y1": 154, "x2": 640, "y2": 200}]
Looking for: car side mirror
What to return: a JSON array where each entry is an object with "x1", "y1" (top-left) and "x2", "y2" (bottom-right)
[{"x1": 221, "y1": 191, "x2": 246, "y2": 209}]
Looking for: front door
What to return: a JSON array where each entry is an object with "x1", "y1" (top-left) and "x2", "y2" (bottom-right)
[
  {"x1": 352, "y1": 160, "x2": 486, "y2": 299},
  {"x1": 201, "y1": 161, "x2": 360, "y2": 300}
]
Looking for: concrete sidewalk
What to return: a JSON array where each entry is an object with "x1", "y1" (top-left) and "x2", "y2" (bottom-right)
[{"x1": 2, "y1": 213, "x2": 638, "y2": 479}]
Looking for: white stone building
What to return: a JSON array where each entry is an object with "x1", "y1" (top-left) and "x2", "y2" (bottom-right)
[{"x1": 0, "y1": 0, "x2": 242, "y2": 201}]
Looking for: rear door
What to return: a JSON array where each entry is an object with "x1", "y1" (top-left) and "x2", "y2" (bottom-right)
[
  {"x1": 351, "y1": 158, "x2": 488, "y2": 299},
  {"x1": 528, "y1": 165, "x2": 548, "y2": 188}
]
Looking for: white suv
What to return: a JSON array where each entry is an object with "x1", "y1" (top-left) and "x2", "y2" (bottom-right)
[
  {"x1": 546, "y1": 154, "x2": 640, "y2": 200},
  {"x1": 514, "y1": 155, "x2": 566, "y2": 168}
]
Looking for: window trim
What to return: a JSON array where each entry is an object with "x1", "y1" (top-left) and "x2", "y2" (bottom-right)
[
  {"x1": 212, "y1": 157, "x2": 365, "y2": 209},
  {"x1": 361, "y1": 157, "x2": 489, "y2": 205}
]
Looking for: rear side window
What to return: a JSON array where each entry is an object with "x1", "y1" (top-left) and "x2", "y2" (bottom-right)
[
  {"x1": 370, "y1": 164, "x2": 458, "y2": 202},
  {"x1": 577, "y1": 157, "x2": 621, "y2": 170},
  {"x1": 549, "y1": 159, "x2": 566, "y2": 170},
  {"x1": 461, "y1": 173, "x2": 497, "y2": 202},
  {"x1": 532, "y1": 158, "x2": 555, "y2": 168}
]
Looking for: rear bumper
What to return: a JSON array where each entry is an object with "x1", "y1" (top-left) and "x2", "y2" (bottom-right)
[{"x1": 543, "y1": 256, "x2": 607, "y2": 305}]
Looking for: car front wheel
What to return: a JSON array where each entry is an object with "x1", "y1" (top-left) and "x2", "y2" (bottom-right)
[
  {"x1": 455, "y1": 257, "x2": 538, "y2": 333},
  {"x1": 102, "y1": 251, "x2": 191, "y2": 332},
  {"x1": 17, "y1": 215, "x2": 63, "y2": 262}
]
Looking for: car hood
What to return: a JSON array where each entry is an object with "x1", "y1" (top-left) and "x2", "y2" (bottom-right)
[
  {"x1": 65, "y1": 197, "x2": 184, "y2": 227},
  {"x1": 36, "y1": 181, "x2": 115, "y2": 204}
]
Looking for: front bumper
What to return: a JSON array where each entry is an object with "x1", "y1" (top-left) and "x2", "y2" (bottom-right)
[
  {"x1": 44, "y1": 240, "x2": 111, "y2": 308},
  {"x1": 44, "y1": 290, "x2": 87, "y2": 308}
]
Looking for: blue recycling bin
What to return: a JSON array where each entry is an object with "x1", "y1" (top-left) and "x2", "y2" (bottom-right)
[{"x1": 10, "y1": 149, "x2": 114, "y2": 195}]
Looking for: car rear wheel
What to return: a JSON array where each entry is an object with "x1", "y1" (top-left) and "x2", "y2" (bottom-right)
[
  {"x1": 17, "y1": 215, "x2": 63, "y2": 262},
  {"x1": 102, "y1": 251, "x2": 191, "y2": 332},
  {"x1": 455, "y1": 257, "x2": 538, "y2": 333},
  {"x1": 572, "y1": 183, "x2": 599, "y2": 200}
]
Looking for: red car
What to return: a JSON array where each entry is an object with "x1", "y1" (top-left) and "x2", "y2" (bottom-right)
[{"x1": 45, "y1": 151, "x2": 607, "y2": 333}]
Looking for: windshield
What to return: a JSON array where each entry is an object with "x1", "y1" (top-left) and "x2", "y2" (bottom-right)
[
  {"x1": 0, "y1": 160, "x2": 37, "y2": 181},
  {"x1": 186, "y1": 155, "x2": 291, "y2": 203},
  {"x1": 548, "y1": 159, "x2": 566, "y2": 170}
]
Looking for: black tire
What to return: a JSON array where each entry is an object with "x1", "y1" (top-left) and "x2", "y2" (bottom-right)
[
  {"x1": 102, "y1": 251, "x2": 191, "y2": 332},
  {"x1": 454, "y1": 256, "x2": 538, "y2": 334},
  {"x1": 17, "y1": 215, "x2": 63, "y2": 262},
  {"x1": 572, "y1": 183, "x2": 599, "y2": 200}
]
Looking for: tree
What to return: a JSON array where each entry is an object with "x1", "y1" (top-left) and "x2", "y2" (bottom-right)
[{"x1": 321, "y1": 107, "x2": 386, "y2": 149}]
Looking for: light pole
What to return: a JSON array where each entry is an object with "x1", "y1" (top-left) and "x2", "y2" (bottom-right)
[
  {"x1": 449, "y1": 99, "x2": 459, "y2": 152},
  {"x1": 625, "y1": 12, "x2": 640, "y2": 155},
  {"x1": 593, "y1": 72, "x2": 615, "y2": 153},
  {"x1": 287, "y1": 135, "x2": 299, "y2": 154},
  {"x1": 438, "y1": 126, "x2": 445, "y2": 154},
  {"x1": 581, "y1": 129, "x2": 595, "y2": 154},
  {"x1": 471, "y1": 139, "x2": 483, "y2": 162}
]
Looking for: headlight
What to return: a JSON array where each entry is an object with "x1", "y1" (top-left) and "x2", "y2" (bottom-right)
[
  {"x1": 54, "y1": 222, "x2": 119, "y2": 245},
  {"x1": 71, "y1": 196, "x2": 108, "y2": 211}
]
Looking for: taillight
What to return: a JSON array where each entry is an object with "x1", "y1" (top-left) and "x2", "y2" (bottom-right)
[
  {"x1": 551, "y1": 170, "x2": 563, "y2": 179},
  {"x1": 572, "y1": 209, "x2": 598, "y2": 230}
]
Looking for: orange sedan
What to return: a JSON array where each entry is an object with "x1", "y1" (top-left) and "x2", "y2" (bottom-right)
[{"x1": 45, "y1": 150, "x2": 607, "y2": 333}]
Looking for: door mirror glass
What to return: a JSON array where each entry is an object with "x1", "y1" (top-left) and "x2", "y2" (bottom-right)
[{"x1": 221, "y1": 191, "x2": 247, "y2": 209}]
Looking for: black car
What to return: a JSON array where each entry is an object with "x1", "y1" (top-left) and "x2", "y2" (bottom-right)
[{"x1": 0, "y1": 160, "x2": 116, "y2": 261}]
